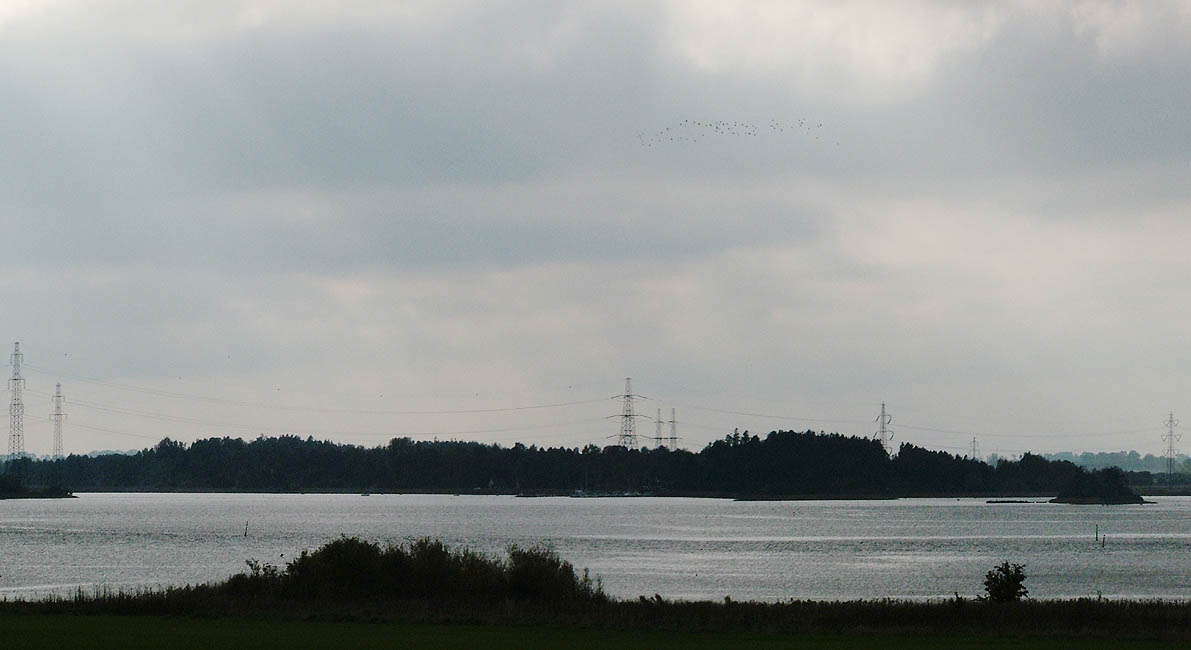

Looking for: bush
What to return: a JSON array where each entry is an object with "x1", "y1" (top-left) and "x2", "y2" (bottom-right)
[
  {"x1": 507, "y1": 544, "x2": 600, "y2": 602},
  {"x1": 284, "y1": 536, "x2": 385, "y2": 599},
  {"x1": 982, "y1": 561, "x2": 1028, "y2": 603},
  {"x1": 215, "y1": 536, "x2": 605, "y2": 606}
]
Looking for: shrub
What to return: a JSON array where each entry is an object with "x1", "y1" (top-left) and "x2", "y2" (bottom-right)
[
  {"x1": 506, "y1": 544, "x2": 599, "y2": 602},
  {"x1": 284, "y1": 535, "x2": 384, "y2": 599},
  {"x1": 982, "y1": 562, "x2": 1028, "y2": 603},
  {"x1": 214, "y1": 536, "x2": 605, "y2": 606}
]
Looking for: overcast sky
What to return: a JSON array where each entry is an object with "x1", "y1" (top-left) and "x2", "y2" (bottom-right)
[{"x1": 3, "y1": 1, "x2": 1191, "y2": 457}]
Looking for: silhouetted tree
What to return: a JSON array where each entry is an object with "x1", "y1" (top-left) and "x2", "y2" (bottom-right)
[{"x1": 982, "y1": 562, "x2": 1028, "y2": 603}]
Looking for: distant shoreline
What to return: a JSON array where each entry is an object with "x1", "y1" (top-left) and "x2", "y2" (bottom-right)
[
  {"x1": 51, "y1": 487, "x2": 1172, "y2": 502},
  {"x1": 10, "y1": 431, "x2": 1175, "y2": 503}
]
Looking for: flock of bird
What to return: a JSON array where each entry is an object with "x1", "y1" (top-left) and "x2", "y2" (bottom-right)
[{"x1": 637, "y1": 118, "x2": 831, "y2": 147}]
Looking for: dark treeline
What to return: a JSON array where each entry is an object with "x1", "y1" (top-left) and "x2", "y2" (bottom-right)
[{"x1": 2, "y1": 429, "x2": 1132, "y2": 497}]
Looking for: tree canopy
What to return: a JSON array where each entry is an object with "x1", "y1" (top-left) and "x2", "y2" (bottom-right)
[{"x1": 2, "y1": 429, "x2": 1134, "y2": 498}]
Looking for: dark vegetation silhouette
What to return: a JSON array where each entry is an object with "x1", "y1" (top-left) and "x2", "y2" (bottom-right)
[
  {"x1": 982, "y1": 562, "x2": 1028, "y2": 603},
  {"x1": 221, "y1": 536, "x2": 604, "y2": 607},
  {"x1": 8, "y1": 538, "x2": 1191, "y2": 640},
  {"x1": 8, "y1": 430, "x2": 1139, "y2": 498},
  {"x1": 0, "y1": 471, "x2": 23, "y2": 494},
  {"x1": 1050, "y1": 467, "x2": 1144, "y2": 504},
  {"x1": 0, "y1": 462, "x2": 72, "y2": 499}
]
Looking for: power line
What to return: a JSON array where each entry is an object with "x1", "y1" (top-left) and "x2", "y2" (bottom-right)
[
  {"x1": 672, "y1": 403, "x2": 869, "y2": 426},
  {"x1": 22, "y1": 363, "x2": 606, "y2": 415},
  {"x1": 344, "y1": 418, "x2": 611, "y2": 440},
  {"x1": 637, "y1": 400, "x2": 1161, "y2": 444},
  {"x1": 51, "y1": 404, "x2": 610, "y2": 441},
  {"x1": 44, "y1": 381, "x2": 1163, "y2": 446},
  {"x1": 36, "y1": 381, "x2": 711, "y2": 445},
  {"x1": 26, "y1": 389, "x2": 237, "y2": 428},
  {"x1": 24, "y1": 363, "x2": 1166, "y2": 443},
  {"x1": 897, "y1": 422, "x2": 1161, "y2": 439},
  {"x1": 22, "y1": 386, "x2": 613, "y2": 441},
  {"x1": 16, "y1": 364, "x2": 1175, "y2": 457},
  {"x1": 71, "y1": 421, "x2": 161, "y2": 441}
]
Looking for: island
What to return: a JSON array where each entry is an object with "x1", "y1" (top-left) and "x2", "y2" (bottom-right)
[
  {"x1": 1049, "y1": 467, "x2": 1148, "y2": 504},
  {"x1": 0, "y1": 473, "x2": 74, "y2": 499}
]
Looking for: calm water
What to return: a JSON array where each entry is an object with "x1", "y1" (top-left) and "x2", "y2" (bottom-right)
[{"x1": 2, "y1": 493, "x2": 1189, "y2": 601}]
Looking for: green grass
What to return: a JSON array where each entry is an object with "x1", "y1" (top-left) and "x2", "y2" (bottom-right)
[{"x1": 0, "y1": 612, "x2": 1183, "y2": 650}]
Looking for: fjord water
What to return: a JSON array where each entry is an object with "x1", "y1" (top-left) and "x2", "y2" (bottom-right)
[{"x1": 2, "y1": 494, "x2": 1189, "y2": 601}]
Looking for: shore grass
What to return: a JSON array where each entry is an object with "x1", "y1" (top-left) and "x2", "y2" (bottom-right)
[
  {"x1": 4, "y1": 537, "x2": 1191, "y2": 645},
  {"x1": 0, "y1": 613, "x2": 1182, "y2": 650}
]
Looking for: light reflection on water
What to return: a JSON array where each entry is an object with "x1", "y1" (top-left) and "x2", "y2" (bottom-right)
[{"x1": 2, "y1": 493, "x2": 1189, "y2": 601}]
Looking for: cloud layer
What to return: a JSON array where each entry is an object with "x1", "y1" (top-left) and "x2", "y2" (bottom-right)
[{"x1": 2, "y1": 1, "x2": 1190, "y2": 456}]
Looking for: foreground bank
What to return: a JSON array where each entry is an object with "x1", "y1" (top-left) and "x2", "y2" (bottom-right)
[
  {"x1": 4, "y1": 537, "x2": 1190, "y2": 645},
  {"x1": 0, "y1": 613, "x2": 1177, "y2": 650}
]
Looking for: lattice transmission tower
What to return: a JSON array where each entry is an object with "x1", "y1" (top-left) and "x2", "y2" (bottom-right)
[
  {"x1": 874, "y1": 401, "x2": 893, "y2": 455},
  {"x1": 668, "y1": 408, "x2": 678, "y2": 450},
  {"x1": 1163, "y1": 411, "x2": 1180, "y2": 478},
  {"x1": 616, "y1": 378, "x2": 640, "y2": 449},
  {"x1": 8, "y1": 342, "x2": 24, "y2": 462},
  {"x1": 50, "y1": 382, "x2": 65, "y2": 460}
]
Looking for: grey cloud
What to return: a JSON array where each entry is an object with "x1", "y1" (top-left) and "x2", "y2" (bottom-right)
[
  {"x1": 4, "y1": 3, "x2": 1188, "y2": 195},
  {"x1": 4, "y1": 4, "x2": 1186, "y2": 229},
  {"x1": 2, "y1": 2, "x2": 1191, "y2": 454},
  {"x1": 1, "y1": 174, "x2": 826, "y2": 274},
  {"x1": 0, "y1": 5, "x2": 665, "y2": 192}
]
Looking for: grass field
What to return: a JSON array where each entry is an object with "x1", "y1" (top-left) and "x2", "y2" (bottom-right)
[{"x1": 0, "y1": 613, "x2": 1183, "y2": 650}]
